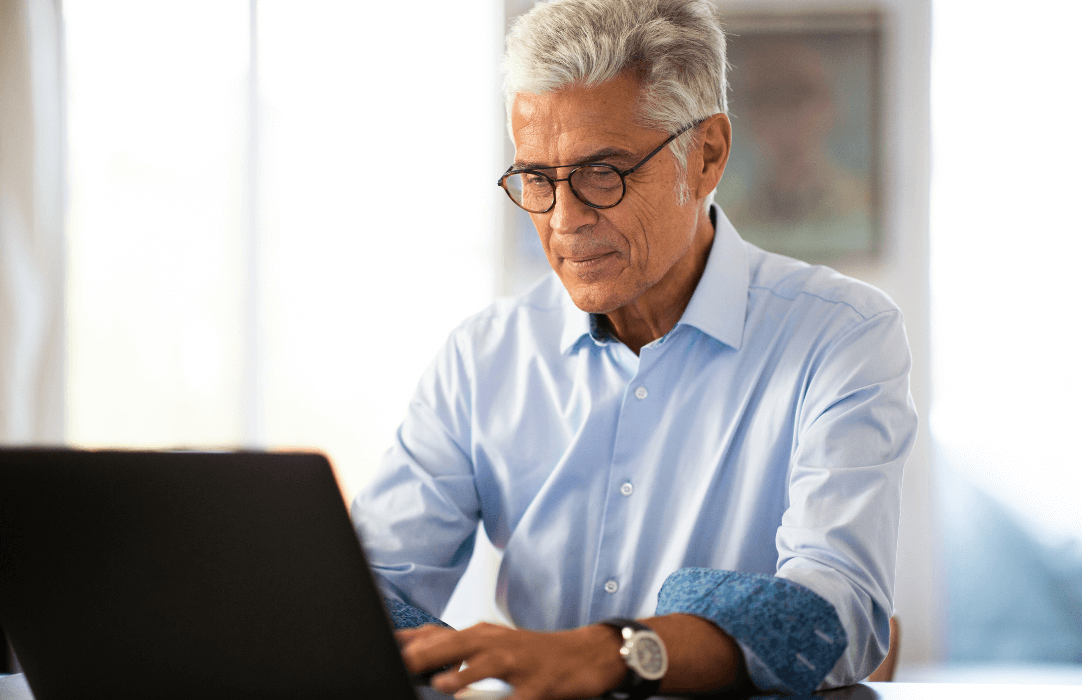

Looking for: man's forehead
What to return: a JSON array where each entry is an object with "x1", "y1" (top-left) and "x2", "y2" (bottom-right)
[{"x1": 510, "y1": 76, "x2": 654, "y2": 166}]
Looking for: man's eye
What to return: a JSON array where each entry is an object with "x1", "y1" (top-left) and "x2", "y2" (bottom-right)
[
  {"x1": 575, "y1": 168, "x2": 621, "y2": 190},
  {"x1": 523, "y1": 174, "x2": 550, "y2": 189}
]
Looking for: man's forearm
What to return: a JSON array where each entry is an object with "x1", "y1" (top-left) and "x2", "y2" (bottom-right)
[
  {"x1": 643, "y1": 614, "x2": 751, "y2": 694},
  {"x1": 398, "y1": 614, "x2": 749, "y2": 700}
]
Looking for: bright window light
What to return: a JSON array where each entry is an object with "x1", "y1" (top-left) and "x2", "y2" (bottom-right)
[
  {"x1": 65, "y1": 1, "x2": 249, "y2": 447},
  {"x1": 64, "y1": 1, "x2": 500, "y2": 499},
  {"x1": 930, "y1": 0, "x2": 1082, "y2": 541}
]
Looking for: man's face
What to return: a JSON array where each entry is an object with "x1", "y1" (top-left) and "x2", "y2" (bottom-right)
[{"x1": 510, "y1": 74, "x2": 707, "y2": 315}]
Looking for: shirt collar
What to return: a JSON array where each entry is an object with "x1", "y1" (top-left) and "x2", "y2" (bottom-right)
[
  {"x1": 558, "y1": 203, "x2": 748, "y2": 353},
  {"x1": 677, "y1": 204, "x2": 748, "y2": 350},
  {"x1": 559, "y1": 293, "x2": 605, "y2": 353}
]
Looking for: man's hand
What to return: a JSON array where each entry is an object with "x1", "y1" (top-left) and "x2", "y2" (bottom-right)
[
  {"x1": 398, "y1": 622, "x2": 625, "y2": 700},
  {"x1": 397, "y1": 614, "x2": 749, "y2": 700}
]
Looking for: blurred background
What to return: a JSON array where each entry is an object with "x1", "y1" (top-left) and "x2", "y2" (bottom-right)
[{"x1": 2, "y1": 0, "x2": 1080, "y2": 683}]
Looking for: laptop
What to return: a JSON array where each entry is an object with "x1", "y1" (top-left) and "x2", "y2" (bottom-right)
[{"x1": 0, "y1": 448, "x2": 459, "y2": 700}]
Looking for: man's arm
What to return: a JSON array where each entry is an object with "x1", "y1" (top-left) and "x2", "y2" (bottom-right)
[
  {"x1": 777, "y1": 306, "x2": 916, "y2": 686},
  {"x1": 651, "y1": 306, "x2": 915, "y2": 692},
  {"x1": 352, "y1": 325, "x2": 482, "y2": 617}
]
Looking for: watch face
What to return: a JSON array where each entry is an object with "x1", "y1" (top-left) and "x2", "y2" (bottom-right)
[{"x1": 629, "y1": 633, "x2": 667, "y2": 680}]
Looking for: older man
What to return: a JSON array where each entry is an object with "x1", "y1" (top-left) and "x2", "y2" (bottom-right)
[{"x1": 353, "y1": 0, "x2": 916, "y2": 698}]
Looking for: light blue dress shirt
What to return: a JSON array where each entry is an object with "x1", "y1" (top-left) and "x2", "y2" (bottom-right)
[{"x1": 353, "y1": 206, "x2": 917, "y2": 693}]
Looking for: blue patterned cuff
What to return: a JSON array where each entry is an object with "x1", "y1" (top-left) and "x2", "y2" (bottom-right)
[
  {"x1": 655, "y1": 568, "x2": 846, "y2": 694},
  {"x1": 384, "y1": 598, "x2": 453, "y2": 630}
]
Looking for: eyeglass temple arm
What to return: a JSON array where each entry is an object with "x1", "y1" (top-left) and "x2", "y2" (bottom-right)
[{"x1": 618, "y1": 119, "x2": 704, "y2": 177}]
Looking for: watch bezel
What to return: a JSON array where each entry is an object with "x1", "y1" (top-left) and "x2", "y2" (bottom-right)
[
  {"x1": 601, "y1": 618, "x2": 669, "y2": 700},
  {"x1": 621, "y1": 629, "x2": 668, "y2": 681}
]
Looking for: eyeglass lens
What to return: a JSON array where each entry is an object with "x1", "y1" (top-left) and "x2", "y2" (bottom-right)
[{"x1": 504, "y1": 165, "x2": 624, "y2": 213}]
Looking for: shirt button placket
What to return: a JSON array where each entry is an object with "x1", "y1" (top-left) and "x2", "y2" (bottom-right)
[{"x1": 603, "y1": 376, "x2": 648, "y2": 613}]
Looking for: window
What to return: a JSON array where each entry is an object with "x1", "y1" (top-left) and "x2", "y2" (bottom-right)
[
  {"x1": 64, "y1": 0, "x2": 501, "y2": 500},
  {"x1": 931, "y1": 0, "x2": 1082, "y2": 663}
]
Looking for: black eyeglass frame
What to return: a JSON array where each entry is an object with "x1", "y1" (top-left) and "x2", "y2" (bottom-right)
[{"x1": 497, "y1": 118, "x2": 706, "y2": 214}]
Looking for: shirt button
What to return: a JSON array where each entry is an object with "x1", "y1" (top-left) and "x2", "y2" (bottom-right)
[
  {"x1": 604, "y1": 579, "x2": 619, "y2": 594},
  {"x1": 634, "y1": 386, "x2": 648, "y2": 400},
  {"x1": 620, "y1": 481, "x2": 634, "y2": 497}
]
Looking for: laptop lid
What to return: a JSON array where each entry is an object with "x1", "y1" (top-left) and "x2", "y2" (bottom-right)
[{"x1": 0, "y1": 448, "x2": 434, "y2": 700}]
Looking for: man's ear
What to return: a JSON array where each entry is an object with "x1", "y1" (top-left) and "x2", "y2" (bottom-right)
[{"x1": 693, "y1": 113, "x2": 731, "y2": 200}]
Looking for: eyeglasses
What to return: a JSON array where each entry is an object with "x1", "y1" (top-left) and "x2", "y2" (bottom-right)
[{"x1": 497, "y1": 119, "x2": 704, "y2": 214}]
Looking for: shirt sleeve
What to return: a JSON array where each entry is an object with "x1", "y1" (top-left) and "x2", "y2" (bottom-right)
[
  {"x1": 384, "y1": 598, "x2": 453, "y2": 630},
  {"x1": 658, "y1": 307, "x2": 916, "y2": 694},
  {"x1": 782, "y1": 306, "x2": 915, "y2": 687},
  {"x1": 352, "y1": 326, "x2": 482, "y2": 619}
]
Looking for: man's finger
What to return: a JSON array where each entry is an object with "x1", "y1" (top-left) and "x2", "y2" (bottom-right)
[
  {"x1": 403, "y1": 622, "x2": 511, "y2": 662},
  {"x1": 431, "y1": 650, "x2": 513, "y2": 694},
  {"x1": 401, "y1": 627, "x2": 481, "y2": 674}
]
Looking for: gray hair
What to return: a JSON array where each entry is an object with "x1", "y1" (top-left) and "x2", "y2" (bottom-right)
[{"x1": 504, "y1": 0, "x2": 728, "y2": 202}]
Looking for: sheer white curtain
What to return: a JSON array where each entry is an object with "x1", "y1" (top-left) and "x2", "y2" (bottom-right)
[{"x1": 0, "y1": 0, "x2": 65, "y2": 446}]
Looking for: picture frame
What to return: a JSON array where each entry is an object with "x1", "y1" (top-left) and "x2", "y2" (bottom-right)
[{"x1": 715, "y1": 10, "x2": 884, "y2": 264}]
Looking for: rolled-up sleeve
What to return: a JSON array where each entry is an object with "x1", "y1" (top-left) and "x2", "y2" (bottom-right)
[
  {"x1": 655, "y1": 568, "x2": 847, "y2": 694},
  {"x1": 384, "y1": 599, "x2": 453, "y2": 630}
]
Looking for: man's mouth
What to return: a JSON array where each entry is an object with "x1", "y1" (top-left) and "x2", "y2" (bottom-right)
[{"x1": 563, "y1": 251, "x2": 615, "y2": 264}]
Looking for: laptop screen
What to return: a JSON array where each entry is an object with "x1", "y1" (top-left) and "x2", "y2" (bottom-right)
[{"x1": 0, "y1": 449, "x2": 426, "y2": 700}]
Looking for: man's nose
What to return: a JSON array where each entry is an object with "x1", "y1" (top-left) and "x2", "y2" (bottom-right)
[{"x1": 548, "y1": 180, "x2": 597, "y2": 234}]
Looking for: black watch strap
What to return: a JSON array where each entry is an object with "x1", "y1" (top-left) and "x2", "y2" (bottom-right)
[{"x1": 601, "y1": 618, "x2": 665, "y2": 700}]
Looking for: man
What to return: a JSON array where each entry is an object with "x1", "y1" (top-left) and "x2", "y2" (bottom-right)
[{"x1": 353, "y1": 0, "x2": 916, "y2": 697}]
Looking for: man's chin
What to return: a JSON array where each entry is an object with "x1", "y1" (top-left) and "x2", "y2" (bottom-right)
[{"x1": 562, "y1": 282, "x2": 624, "y2": 316}]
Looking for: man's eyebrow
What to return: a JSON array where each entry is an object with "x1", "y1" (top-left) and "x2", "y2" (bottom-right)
[{"x1": 513, "y1": 147, "x2": 636, "y2": 171}]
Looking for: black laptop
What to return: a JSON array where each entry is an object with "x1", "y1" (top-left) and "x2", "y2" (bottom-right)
[{"x1": 0, "y1": 448, "x2": 457, "y2": 700}]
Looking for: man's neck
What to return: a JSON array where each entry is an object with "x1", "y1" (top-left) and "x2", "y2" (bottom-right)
[{"x1": 605, "y1": 209, "x2": 716, "y2": 355}]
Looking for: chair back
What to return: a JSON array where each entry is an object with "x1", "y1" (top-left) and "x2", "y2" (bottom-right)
[{"x1": 866, "y1": 617, "x2": 900, "y2": 682}]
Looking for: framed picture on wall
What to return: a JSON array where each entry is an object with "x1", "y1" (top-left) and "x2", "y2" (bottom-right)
[{"x1": 716, "y1": 11, "x2": 883, "y2": 263}]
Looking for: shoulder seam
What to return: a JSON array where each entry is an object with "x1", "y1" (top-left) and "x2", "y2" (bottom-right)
[{"x1": 748, "y1": 284, "x2": 896, "y2": 323}]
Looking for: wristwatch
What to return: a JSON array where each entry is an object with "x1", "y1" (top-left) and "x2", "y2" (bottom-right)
[{"x1": 600, "y1": 618, "x2": 668, "y2": 700}]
